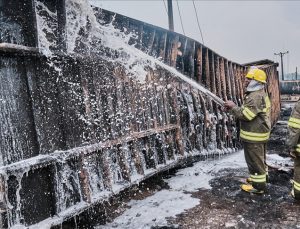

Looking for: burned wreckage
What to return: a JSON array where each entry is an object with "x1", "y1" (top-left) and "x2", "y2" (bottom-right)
[{"x1": 0, "y1": 0, "x2": 280, "y2": 228}]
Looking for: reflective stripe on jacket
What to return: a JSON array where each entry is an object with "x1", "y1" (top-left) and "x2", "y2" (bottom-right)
[
  {"x1": 287, "y1": 100, "x2": 300, "y2": 151},
  {"x1": 230, "y1": 88, "x2": 271, "y2": 143}
]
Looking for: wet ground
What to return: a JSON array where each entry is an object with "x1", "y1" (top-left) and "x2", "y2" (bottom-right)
[
  {"x1": 97, "y1": 107, "x2": 300, "y2": 229},
  {"x1": 164, "y1": 110, "x2": 300, "y2": 229},
  {"x1": 99, "y1": 159, "x2": 300, "y2": 229},
  {"x1": 167, "y1": 167, "x2": 300, "y2": 229},
  {"x1": 98, "y1": 155, "x2": 299, "y2": 229},
  {"x1": 163, "y1": 114, "x2": 300, "y2": 229}
]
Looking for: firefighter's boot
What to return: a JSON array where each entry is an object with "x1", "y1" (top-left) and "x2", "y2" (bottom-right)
[{"x1": 240, "y1": 183, "x2": 264, "y2": 194}]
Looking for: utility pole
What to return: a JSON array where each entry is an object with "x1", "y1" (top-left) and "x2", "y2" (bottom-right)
[
  {"x1": 167, "y1": 0, "x2": 174, "y2": 32},
  {"x1": 274, "y1": 51, "x2": 289, "y2": 80},
  {"x1": 296, "y1": 67, "x2": 298, "y2": 80}
]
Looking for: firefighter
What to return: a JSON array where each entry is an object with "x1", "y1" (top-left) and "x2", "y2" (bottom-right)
[
  {"x1": 287, "y1": 100, "x2": 300, "y2": 200},
  {"x1": 224, "y1": 68, "x2": 271, "y2": 194}
]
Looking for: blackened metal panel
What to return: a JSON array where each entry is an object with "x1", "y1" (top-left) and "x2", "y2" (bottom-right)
[
  {"x1": 209, "y1": 51, "x2": 217, "y2": 95},
  {"x1": 56, "y1": 0, "x2": 67, "y2": 51},
  {"x1": 26, "y1": 57, "x2": 66, "y2": 154},
  {"x1": 56, "y1": 158, "x2": 82, "y2": 212},
  {"x1": 20, "y1": 167, "x2": 56, "y2": 226},
  {"x1": 142, "y1": 27, "x2": 156, "y2": 54},
  {"x1": 202, "y1": 48, "x2": 210, "y2": 90},
  {"x1": 219, "y1": 58, "x2": 227, "y2": 101},
  {"x1": 195, "y1": 45, "x2": 203, "y2": 84},
  {"x1": 78, "y1": 60, "x2": 98, "y2": 143},
  {"x1": 0, "y1": 56, "x2": 39, "y2": 165},
  {"x1": 224, "y1": 60, "x2": 232, "y2": 100},
  {"x1": 35, "y1": 0, "x2": 66, "y2": 51},
  {"x1": 214, "y1": 56, "x2": 221, "y2": 98},
  {"x1": 57, "y1": 59, "x2": 86, "y2": 148},
  {"x1": 0, "y1": 0, "x2": 37, "y2": 46},
  {"x1": 183, "y1": 40, "x2": 195, "y2": 79}
]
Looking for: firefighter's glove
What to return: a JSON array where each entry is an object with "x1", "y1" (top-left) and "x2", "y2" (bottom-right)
[{"x1": 224, "y1": 100, "x2": 236, "y2": 112}]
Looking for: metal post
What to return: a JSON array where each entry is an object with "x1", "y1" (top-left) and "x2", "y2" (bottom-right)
[
  {"x1": 274, "y1": 51, "x2": 289, "y2": 81},
  {"x1": 57, "y1": 0, "x2": 66, "y2": 51},
  {"x1": 0, "y1": 175, "x2": 7, "y2": 228},
  {"x1": 280, "y1": 54, "x2": 284, "y2": 80},
  {"x1": 167, "y1": 0, "x2": 174, "y2": 32}
]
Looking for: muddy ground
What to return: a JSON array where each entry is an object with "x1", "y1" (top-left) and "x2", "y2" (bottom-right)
[
  {"x1": 163, "y1": 109, "x2": 300, "y2": 229},
  {"x1": 163, "y1": 107, "x2": 300, "y2": 229},
  {"x1": 103, "y1": 158, "x2": 299, "y2": 229},
  {"x1": 166, "y1": 167, "x2": 298, "y2": 229}
]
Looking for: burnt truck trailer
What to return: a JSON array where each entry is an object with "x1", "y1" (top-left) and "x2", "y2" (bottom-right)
[
  {"x1": 280, "y1": 80, "x2": 300, "y2": 101},
  {"x1": 0, "y1": 0, "x2": 280, "y2": 228}
]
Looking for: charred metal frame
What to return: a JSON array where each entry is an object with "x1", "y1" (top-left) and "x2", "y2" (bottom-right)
[{"x1": 0, "y1": 1, "x2": 280, "y2": 228}]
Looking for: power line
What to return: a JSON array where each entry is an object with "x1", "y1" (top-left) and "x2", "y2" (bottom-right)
[
  {"x1": 162, "y1": 0, "x2": 168, "y2": 16},
  {"x1": 192, "y1": 0, "x2": 204, "y2": 45},
  {"x1": 274, "y1": 51, "x2": 289, "y2": 81},
  {"x1": 176, "y1": 0, "x2": 185, "y2": 35}
]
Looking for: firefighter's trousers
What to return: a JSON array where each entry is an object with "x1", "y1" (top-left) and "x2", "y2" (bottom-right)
[
  {"x1": 243, "y1": 142, "x2": 267, "y2": 191},
  {"x1": 293, "y1": 157, "x2": 300, "y2": 199}
]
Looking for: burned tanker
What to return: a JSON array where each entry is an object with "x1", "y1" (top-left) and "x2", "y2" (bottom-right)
[
  {"x1": 280, "y1": 80, "x2": 300, "y2": 102},
  {"x1": 0, "y1": 0, "x2": 280, "y2": 228}
]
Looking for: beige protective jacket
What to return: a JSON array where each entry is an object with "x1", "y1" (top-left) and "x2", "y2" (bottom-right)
[
  {"x1": 287, "y1": 100, "x2": 300, "y2": 153},
  {"x1": 230, "y1": 88, "x2": 271, "y2": 143}
]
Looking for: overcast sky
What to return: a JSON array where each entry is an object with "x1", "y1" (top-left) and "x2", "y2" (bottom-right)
[{"x1": 90, "y1": 0, "x2": 300, "y2": 76}]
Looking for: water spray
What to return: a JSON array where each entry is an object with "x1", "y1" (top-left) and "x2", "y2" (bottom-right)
[{"x1": 152, "y1": 60, "x2": 225, "y2": 106}]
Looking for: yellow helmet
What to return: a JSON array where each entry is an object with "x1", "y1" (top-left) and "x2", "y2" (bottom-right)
[{"x1": 245, "y1": 68, "x2": 267, "y2": 83}]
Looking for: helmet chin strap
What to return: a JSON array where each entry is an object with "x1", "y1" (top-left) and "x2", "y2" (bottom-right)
[{"x1": 246, "y1": 79, "x2": 264, "y2": 92}]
